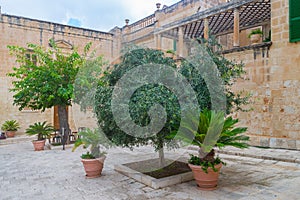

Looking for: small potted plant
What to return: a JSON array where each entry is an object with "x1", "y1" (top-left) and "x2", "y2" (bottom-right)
[
  {"x1": 166, "y1": 49, "x2": 175, "y2": 58},
  {"x1": 248, "y1": 28, "x2": 263, "y2": 44},
  {"x1": 177, "y1": 109, "x2": 249, "y2": 190},
  {"x1": 25, "y1": 121, "x2": 54, "y2": 151},
  {"x1": 72, "y1": 128, "x2": 112, "y2": 178},
  {"x1": 1, "y1": 120, "x2": 20, "y2": 138}
]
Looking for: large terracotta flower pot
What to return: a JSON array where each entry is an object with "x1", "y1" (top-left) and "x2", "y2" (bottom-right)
[
  {"x1": 32, "y1": 140, "x2": 46, "y2": 151},
  {"x1": 250, "y1": 34, "x2": 261, "y2": 44},
  {"x1": 6, "y1": 131, "x2": 16, "y2": 138},
  {"x1": 81, "y1": 156, "x2": 106, "y2": 178},
  {"x1": 189, "y1": 163, "x2": 222, "y2": 191}
]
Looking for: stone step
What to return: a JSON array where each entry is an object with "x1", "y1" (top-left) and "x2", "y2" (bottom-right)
[
  {"x1": 0, "y1": 135, "x2": 35, "y2": 145},
  {"x1": 187, "y1": 146, "x2": 300, "y2": 164}
]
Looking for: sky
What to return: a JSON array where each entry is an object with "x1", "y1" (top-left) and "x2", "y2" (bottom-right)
[{"x1": 0, "y1": 0, "x2": 179, "y2": 31}]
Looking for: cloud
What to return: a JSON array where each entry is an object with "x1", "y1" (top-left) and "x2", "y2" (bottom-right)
[
  {"x1": 120, "y1": 0, "x2": 177, "y2": 20},
  {"x1": 0, "y1": 0, "x2": 179, "y2": 31}
]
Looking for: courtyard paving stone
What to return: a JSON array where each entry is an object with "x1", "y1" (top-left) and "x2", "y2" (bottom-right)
[{"x1": 0, "y1": 141, "x2": 299, "y2": 200}]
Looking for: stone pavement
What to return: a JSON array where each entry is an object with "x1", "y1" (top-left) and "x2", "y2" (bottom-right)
[{"x1": 0, "y1": 141, "x2": 300, "y2": 200}]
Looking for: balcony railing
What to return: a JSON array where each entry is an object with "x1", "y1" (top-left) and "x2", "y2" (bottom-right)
[{"x1": 128, "y1": 14, "x2": 156, "y2": 33}]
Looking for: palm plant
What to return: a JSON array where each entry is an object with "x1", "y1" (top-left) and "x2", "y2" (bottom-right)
[
  {"x1": 72, "y1": 128, "x2": 112, "y2": 159},
  {"x1": 1, "y1": 120, "x2": 20, "y2": 131},
  {"x1": 25, "y1": 121, "x2": 54, "y2": 141},
  {"x1": 173, "y1": 109, "x2": 249, "y2": 171}
]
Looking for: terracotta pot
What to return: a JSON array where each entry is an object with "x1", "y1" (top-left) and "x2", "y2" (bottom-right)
[
  {"x1": 81, "y1": 156, "x2": 106, "y2": 178},
  {"x1": 189, "y1": 163, "x2": 222, "y2": 191},
  {"x1": 32, "y1": 140, "x2": 46, "y2": 151},
  {"x1": 6, "y1": 131, "x2": 16, "y2": 138},
  {"x1": 166, "y1": 52, "x2": 174, "y2": 58},
  {"x1": 250, "y1": 34, "x2": 261, "y2": 44}
]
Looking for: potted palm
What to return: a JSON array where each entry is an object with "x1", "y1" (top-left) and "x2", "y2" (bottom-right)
[
  {"x1": 177, "y1": 109, "x2": 249, "y2": 190},
  {"x1": 248, "y1": 28, "x2": 263, "y2": 44},
  {"x1": 25, "y1": 121, "x2": 54, "y2": 151},
  {"x1": 72, "y1": 128, "x2": 112, "y2": 178},
  {"x1": 1, "y1": 120, "x2": 20, "y2": 138}
]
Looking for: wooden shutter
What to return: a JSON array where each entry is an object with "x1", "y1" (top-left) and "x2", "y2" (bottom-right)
[{"x1": 289, "y1": 0, "x2": 300, "y2": 42}]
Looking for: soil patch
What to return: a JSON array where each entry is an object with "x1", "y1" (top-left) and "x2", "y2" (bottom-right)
[{"x1": 124, "y1": 158, "x2": 191, "y2": 179}]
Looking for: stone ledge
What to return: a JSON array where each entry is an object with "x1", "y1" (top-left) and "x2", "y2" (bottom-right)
[
  {"x1": 222, "y1": 42, "x2": 272, "y2": 54},
  {"x1": 50, "y1": 143, "x2": 74, "y2": 150},
  {"x1": 188, "y1": 146, "x2": 300, "y2": 164},
  {"x1": 114, "y1": 161, "x2": 193, "y2": 189},
  {"x1": 0, "y1": 135, "x2": 34, "y2": 145}
]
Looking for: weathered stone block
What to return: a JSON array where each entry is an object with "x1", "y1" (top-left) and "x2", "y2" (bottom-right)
[{"x1": 260, "y1": 137, "x2": 270, "y2": 147}]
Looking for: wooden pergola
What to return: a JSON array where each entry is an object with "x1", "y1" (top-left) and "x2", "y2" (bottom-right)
[{"x1": 155, "y1": 0, "x2": 271, "y2": 56}]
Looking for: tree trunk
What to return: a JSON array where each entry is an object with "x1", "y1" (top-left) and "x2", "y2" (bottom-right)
[
  {"x1": 158, "y1": 147, "x2": 166, "y2": 168},
  {"x1": 58, "y1": 105, "x2": 70, "y2": 149},
  {"x1": 199, "y1": 148, "x2": 215, "y2": 162},
  {"x1": 158, "y1": 137, "x2": 166, "y2": 168}
]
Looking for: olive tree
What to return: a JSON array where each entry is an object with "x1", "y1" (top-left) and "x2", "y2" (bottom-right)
[
  {"x1": 95, "y1": 39, "x2": 249, "y2": 167},
  {"x1": 95, "y1": 47, "x2": 180, "y2": 167}
]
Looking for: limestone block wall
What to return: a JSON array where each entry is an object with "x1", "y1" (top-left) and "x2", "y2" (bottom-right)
[
  {"x1": 0, "y1": 14, "x2": 113, "y2": 133},
  {"x1": 225, "y1": 0, "x2": 300, "y2": 150}
]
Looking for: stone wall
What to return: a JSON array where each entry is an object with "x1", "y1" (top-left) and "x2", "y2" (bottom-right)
[
  {"x1": 225, "y1": 0, "x2": 300, "y2": 150},
  {"x1": 0, "y1": 14, "x2": 113, "y2": 133}
]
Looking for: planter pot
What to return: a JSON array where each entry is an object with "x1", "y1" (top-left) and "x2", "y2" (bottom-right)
[
  {"x1": 32, "y1": 140, "x2": 46, "y2": 151},
  {"x1": 250, "y1": 34, "x2": 261, "y2": 44},
  {"x1": 166, "y1": 53, "x2": 174, "y2": 58},
  {"x1": 6, "y1": 131, "x2": 16, "y2": 138},
  {"x1": 81, "y1": 156, "x2": 106, "y2": 178},
  {"x1": 188, "y1": 163, "x2": 222, "y2": 191}
]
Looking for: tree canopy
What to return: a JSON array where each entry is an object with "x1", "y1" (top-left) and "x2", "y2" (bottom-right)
[
  {"x1": 7, "y1": 39, "x2": 100, "y2": 136},
  {"x1": 95, "y1": 39, "x2": 249, "y2": 166}
]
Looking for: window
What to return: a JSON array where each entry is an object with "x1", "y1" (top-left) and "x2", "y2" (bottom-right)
[
  {"x1": 21, "y1": 51, "x2": 37, "y2": 78},
  {"x1": 25, "y1": 52, "x2": 37, "y2": 66},
  {"x1": 173, "y1": 40, "x2": 177, "y2": 52},
  {"x1": 289, "y1": 0, "x2": 300, "y2": 42}
]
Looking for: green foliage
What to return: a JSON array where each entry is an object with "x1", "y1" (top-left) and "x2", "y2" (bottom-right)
[
  {"x1": 95, "y1": 39, "x2": 250, "y2": 164},
  {"x1": 7, "y1": 39, "x2": 94, "y2": 132},
  {"x1": 95, "y1": 47, "x2": 179, "y2": 151},
  {"x1": 81, "y1": 152, "x2": 96, "y2": 159},
  {"x1": 188, "y1": 154, "x2": 225, "y2": 173},
  {"x1": 25, "y1": 121, "x2": 54, "y2": 141},
  {"x1": 1, "y1": 120, "x2": 20, "y2": 131},
  {"x1": 180, "y1": 38, "x2": 250, "y2": 113},
  {"x1": 72, "y1": 128, "x2": 113, "y2": 158},
  {"x1": 173, "y1": 109, "x2": 249, "y2": 150},
  {"x1": 171, "y1": 109, "x2": 249, "y2": 172},
  {"x1": 73, "y1": 56, "x2": 107, "y2": 112},
  {"x1": 7, "y1": 39, "x2": 86, "y2": 112},
  {"x1": 263, "y1": 30, "x2": 271, "y2": 42},
  {"x1": 248, "y1": 29, "x2": 263, "y2": 38},
  {"x1": 166, "y1": 49, "x2": 175, "y2": 54}
]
